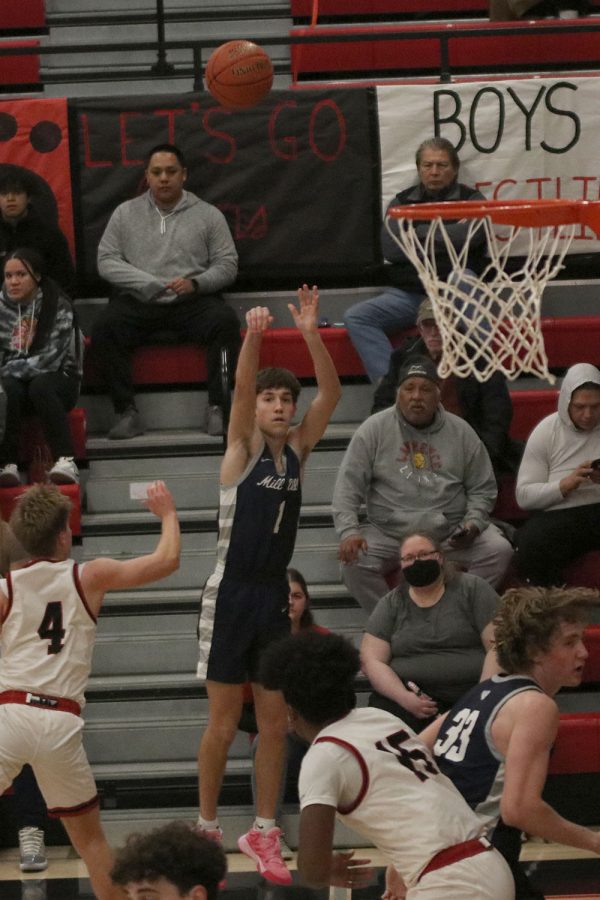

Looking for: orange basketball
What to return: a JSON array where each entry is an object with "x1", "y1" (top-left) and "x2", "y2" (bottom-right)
[{"x1": 205, "y1": 40, "x2": 273, "y2": 110}]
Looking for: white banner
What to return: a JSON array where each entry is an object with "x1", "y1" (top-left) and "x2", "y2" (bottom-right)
[{"x1": 377, "y1": 76, "x2": 600, "y2": 252}]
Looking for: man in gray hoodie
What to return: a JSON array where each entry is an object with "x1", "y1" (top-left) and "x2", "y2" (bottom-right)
[
  {"x1": 332, "y1": 358, "x2": 513, "y2": 612},
  {"x1": 516, "y1": 362, "x2": 600, "y2": 585},
  {"x1": 93, "y1": 143, "x2": 240, "y2": 439}
]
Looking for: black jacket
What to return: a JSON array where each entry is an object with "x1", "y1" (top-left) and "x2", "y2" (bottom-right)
[
  {"x1": 372, "y1": 336, "x2": 523, "y2": 474},
  {"x1": 0, "y1": 206, "x2": 75, "y2": 295},
  {"x1": 382, "y1": 181, "x2": 487, "y2": 293}
]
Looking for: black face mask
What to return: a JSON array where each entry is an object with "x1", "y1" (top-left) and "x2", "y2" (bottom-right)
[{"x1": 403, "y1": 558, "x2": 441, "y2": 587}]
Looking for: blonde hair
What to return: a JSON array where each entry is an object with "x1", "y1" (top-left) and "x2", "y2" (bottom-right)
[
  {"x1": 10, "y1": 484, "x2": 72, "y2": 557},
  {"x1": 494, "y1": 586, "x2": 599, "y2": 673}
]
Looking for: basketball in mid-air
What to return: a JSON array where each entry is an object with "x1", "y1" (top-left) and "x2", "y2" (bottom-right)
[{"x1": 205, "y1": 40, "x2": 273, "y2": 109}]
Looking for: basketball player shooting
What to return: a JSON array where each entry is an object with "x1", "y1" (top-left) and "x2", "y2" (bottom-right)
[
  {"x1": 0, "y1": 481, "x2": 180, "y2": 900},
  {"x1": 196, "y1": 284, "x2": 342, "y2": 884}
]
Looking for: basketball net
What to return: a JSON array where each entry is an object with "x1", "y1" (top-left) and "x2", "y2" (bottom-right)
[{"x1": 385, "y1": 210, "x2": 581, "y2": 384}]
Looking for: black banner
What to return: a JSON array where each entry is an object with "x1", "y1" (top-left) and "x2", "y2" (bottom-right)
[{"x1": 69, "y1": 89, "x2": 381, "y2": 291}]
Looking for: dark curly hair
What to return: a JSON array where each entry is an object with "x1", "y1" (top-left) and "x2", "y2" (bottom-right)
[
  {"x1": 260, "y1": 631, "x2": 359, "y2": 726},
  {"x1": 494, "y1": 586, "x2": 598, "y2": 674},
  {"x1": 111, "y1": 821, "x2": 226, "y2": 898}
]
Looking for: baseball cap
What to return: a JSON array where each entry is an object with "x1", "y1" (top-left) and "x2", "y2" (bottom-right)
[
  {"x1": 416, "y1": 298, "x2": 436, "y2": 324},
  {"x1": 397, "y1": 357, "x2": 440, "y2": 387}
]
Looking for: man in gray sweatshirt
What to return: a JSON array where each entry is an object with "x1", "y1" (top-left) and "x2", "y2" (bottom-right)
[
  {"x1": 93, "y1": 143, "x2": 240, "y2": 439},
  {"x1": 332, "y1": 358, "x2": 514, "y2": 612}
]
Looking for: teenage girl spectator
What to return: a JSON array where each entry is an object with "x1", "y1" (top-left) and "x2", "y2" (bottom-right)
[
  {"x1": 0, "y1": 248, "x2": 81, "y2": 487},
  {"x1": 361, "y1": 530, "x2": 500, "y2": 733}
]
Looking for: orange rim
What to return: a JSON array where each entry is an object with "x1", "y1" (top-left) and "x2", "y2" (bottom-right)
[{"x1": 387, "y1": 198, "x2": 600, "y2": 238}]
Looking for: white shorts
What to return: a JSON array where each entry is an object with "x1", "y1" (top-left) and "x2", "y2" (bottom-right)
[
  {"x1": 0, "y1": 703, "x2": 98, "y2": 816},
  {"x1": 408, "y1": 847, "x2": 515, "y2": 899}
]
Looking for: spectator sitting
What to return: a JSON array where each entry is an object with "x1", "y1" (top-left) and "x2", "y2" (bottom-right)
[
  {"x1": 361, "y1": 530, "x2": 499, "y2": 734},
  {"x1": 515, "y1": 362, "x2": 600, "y2": 586},
  {"x1": 0, "y1": 171, "x2": 75, "y2": 296},
  {"x1": 372, "y1": 297, "x2": 522, "y2": 475},
  {"x1": 332, "y1": 357, "x2": 513, "y2": 613},
  {"x1": 343, "y1": 136, "x2": 486, "y2": 384},
  {"x1": 0, "y1": 248, "x2": 82, "y2": 487},
  {"x1": 93, "y1": 142, "x2": 240, "y2": 439}
]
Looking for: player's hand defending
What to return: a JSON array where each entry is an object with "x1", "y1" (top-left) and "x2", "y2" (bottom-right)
[
  {"x1": 246, "y1": 306, "x2": 273, "y2": 334},
  {"x1": 339, "y1": 534, "x2": 368, "y2": 564},
  {"x1": 329, "y1": 850, "x2": 374, "y2": 889},
  {"x1": 143, "y1": 481, "x2": 177, "y2": 517},
  {"x1": 288, "y1": 283, "x2": 319, "y2": 334}
]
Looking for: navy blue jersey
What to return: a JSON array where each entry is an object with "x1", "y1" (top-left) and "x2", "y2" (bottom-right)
[
  {"x1": 219, "y1": 442, "x2": 302, "y2": 582},
  {"x1": 433, "y1": 674, "x2": 542, "y2": 825}
]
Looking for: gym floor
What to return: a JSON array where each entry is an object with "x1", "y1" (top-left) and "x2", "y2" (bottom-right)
[{"x1": 1, "y1": 841, "x2": 599, "y2": 899}]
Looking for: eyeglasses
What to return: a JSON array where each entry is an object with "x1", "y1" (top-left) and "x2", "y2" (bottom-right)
[{"x1": 400, "y1": 550, "x2": 438, "y2": 565}]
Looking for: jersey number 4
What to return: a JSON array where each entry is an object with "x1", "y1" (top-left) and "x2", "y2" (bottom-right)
[
  {"x1": 376, "y1": 729, "x2": 438, "y2": 783},
  {"x1": 37, "y1": 602, "x2": 66, "y2": 655}
]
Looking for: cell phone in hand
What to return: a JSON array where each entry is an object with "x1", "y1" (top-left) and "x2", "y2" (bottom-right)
[
  {"x1": 451, "y1": 526, "x2": 469, "y2": 541},
  {"x1": 590, "y1": 459, "x2": 600, "y2": 470}
]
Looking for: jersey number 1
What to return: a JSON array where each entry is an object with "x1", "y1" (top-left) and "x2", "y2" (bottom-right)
[{"x1": 37, "y1": 602, "x2": 65, "y2": 655}]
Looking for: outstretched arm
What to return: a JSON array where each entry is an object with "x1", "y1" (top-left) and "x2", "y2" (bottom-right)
[
  {"x1": 288, "y1": 284, "x2": 342, "y2": 463},
  {"x1": 80, "y1": 481, "x2": 180, "y2": 615},
  {"x1": 500, "y1": 693, "x2": 600, "y2": 854},
  {"x1": 220, "y1": 306, "x2": 272, "y2": 483},
  {"x1": 298, "y1": 804, "x2": 373, "y2": 889}
]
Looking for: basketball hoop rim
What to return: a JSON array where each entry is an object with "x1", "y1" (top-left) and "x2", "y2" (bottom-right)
[{"x1": 387, "y1": 198, "x2": 600, "y2": 237}]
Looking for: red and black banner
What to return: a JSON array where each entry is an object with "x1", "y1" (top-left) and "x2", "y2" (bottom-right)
[
  {"x1": 0, "y1": 97, "x2": 75, "y2": 257},
  {"x1": 69, "y1": 89, "x2": 381, "y2": 290}
]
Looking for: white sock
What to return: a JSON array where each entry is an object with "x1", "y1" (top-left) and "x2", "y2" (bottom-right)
[
  {"x1": 254, "y1": 817, "x2": 277, "y2": 832},
  {"x1": 197, "y1": 816, "x2": 220, "y2": 831}
]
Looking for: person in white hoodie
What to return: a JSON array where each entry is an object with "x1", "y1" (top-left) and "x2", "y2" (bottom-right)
[
  {"x1": 515, "y1": 362, "x2": 600, "y2": 585},
  {"x1": 93, "y1": 143, "x2": 240, "y2": 439}
]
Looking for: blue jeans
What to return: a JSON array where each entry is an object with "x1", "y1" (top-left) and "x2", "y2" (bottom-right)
[
  {"x1": 344, "y1": 270, "x2": 482, "y2": 383},
  {"x1": 344, "y1": 287, "x2": 424, "y2": 383}
]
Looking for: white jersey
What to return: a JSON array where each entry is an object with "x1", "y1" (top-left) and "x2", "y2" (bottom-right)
[
  {"x1": 299, "y1": 707, "x2": 486, "y2": 887},
  {"x1": 0, "y1": 559, "x2": 96, "y2": 708}
]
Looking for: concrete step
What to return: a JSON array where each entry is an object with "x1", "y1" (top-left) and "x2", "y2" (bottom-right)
[
  {"x1": 80, "y1": 385, "x2": 371, "y2": 436},
  {"x1": 77, "y1": 524, "x2": 342, "y2": 588},
  {"x1": 85, "y1": 448, "x2": 345, "y2": 513}
]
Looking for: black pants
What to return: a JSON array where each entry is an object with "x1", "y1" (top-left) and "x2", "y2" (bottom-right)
[
  {"x1": 492, "y1": 820, "x2": 546, "y2": 900},
  {"x1": 91, "y1": 292, "x2": 241, "y2": 411},
  {"x1": 13, "y1": 765, "x2": 47, "y2": 831},
  {"x1": 0, "y1": 372, "x2": 79, "y2": 466},
  {"x1": 515, "y1": 502, "x2": 600, "y2": 585}
]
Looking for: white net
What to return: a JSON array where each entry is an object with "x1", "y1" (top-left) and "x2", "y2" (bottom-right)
[{"x1": 385, "y1": 213, "x2": 580, "y2": 384}]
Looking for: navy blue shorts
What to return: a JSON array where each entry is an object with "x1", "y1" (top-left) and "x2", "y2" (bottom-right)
[{"x1": 197, "y1": 574, "x2": 290, "y2": 683}]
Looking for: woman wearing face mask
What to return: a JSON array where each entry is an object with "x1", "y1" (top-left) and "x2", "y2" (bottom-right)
[
  {"x1": 0, "y1": 248, "x2": 81, "y2": 487},
  {"x1": 360, "y1": 531, "x2": 500, "y2": 732}
]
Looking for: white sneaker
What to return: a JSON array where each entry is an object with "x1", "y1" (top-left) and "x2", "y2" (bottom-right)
[
  {"x1": 278, "y1": 832, "x2": 294, "y2": 860},
  {"x1": 48, "y1": 457, "x2": 79, "y2": 486},
  {"x1": 18, "y1": 826, "x2": 48, "y2": 872},
  {"x1": 0, "y1": 463, "x2": 20, "y2": 488}
]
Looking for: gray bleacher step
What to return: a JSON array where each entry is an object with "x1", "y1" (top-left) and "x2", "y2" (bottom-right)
[
  {"x1": 84, "y1": 716, "x2": 250, "y2": 764},
  {"x1": 93, "y1": 616, "x2": 364, "y2": 676},
  {"x1": 77, "y1": 525, "x2": 342, "y2": 586},
  {"x1": 85, "y1": 448, "x2": 346, "y2": 513},
  {"x1": 81, "y1": 385, "x2": 371, "y2": 439},
  {"x1": 99, "y1": 804, "x2": 362, "y2": 853},
  {"x1": 100, "y1": 581, "x2": 353, "y2": 611}
]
